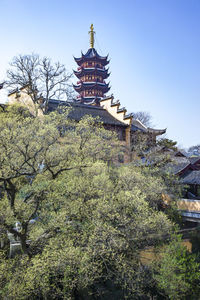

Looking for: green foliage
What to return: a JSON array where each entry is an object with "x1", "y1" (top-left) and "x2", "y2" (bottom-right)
[
  {"x1": 157, "y1": 138, "x2": 178, "y2": 151},
  {"x1": 0, "y1": 104, "x2": 199, "y2": 299},
  {"x1": 153, "y1": 234, "x2": 200, "y2": 299}
]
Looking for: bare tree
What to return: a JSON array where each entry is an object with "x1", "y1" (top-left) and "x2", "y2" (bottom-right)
[
  {"x1": 6, "y1": 54, "x2": 74, "y2": 114},
  {"x1": 132, "y1": 111, "x2": 152, "y2": 127}
]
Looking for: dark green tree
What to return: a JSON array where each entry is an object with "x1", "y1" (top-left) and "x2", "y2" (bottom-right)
[{"x1": 153, "y1": 234, "x2": 200, "y2": 299}]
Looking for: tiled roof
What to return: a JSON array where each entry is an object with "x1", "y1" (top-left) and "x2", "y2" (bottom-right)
[
  {"x1": 181, "y1": 171, "x2": 200, "y2": 185},
  {"x1": 48, "y1": 100, "x2": 128, "y2": 127},
  {"x1": 131, "y1": 123, "x2": 145, "y2": 133},
  {"x1": 74, "y1": 48, "x2": 109, "y2": 66},
  {"x1": 80, "y1": 48, "x2": 108, "y2": 61},
  {"x1": 168, "y1": 162, "x2": 191, "y2": 175},
  {"x1": 132, "y1": 119, "x2": 147, "y2": 132},
  {"x1": 73, "y1": 81, "x2": 110, "y2": 93},
  {"x1": 74, "y1": 67, "x2": 110, "y2": 79},
  {"x1": 166, "y1": 154, "x2": 200, "y2": 179},
  {"x1": 175, "y1": 150, "x2": 188, "y2": 157},
  {"x1": 189, "y1": 156, "x2": 200, "y2": 165},
  {"x1": 131, "y1": 119, "x2": 166, "y2": 135}
]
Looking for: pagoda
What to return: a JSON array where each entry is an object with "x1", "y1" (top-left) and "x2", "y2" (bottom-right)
[{"x1": 73, "y1": 24, "x2": 110, "y2": 105}]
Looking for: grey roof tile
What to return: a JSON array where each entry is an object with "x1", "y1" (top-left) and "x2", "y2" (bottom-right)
[
  {"x1": 181, "y1": 170, "x2": 200, "y2": 185},
  {"x1": 48, "y1": 100, "x2": 127, "y2": 127},
  {"x1": 189, "y1": 156, "x2": 200, "y2": 165},
  {"x1": 166, "y1": 161, "x2": 191, "y2": 175}
]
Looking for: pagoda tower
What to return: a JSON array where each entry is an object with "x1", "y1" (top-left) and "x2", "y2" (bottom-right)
[{"x1": 73, "y1": 24, "x2": 110, "y2": 105}]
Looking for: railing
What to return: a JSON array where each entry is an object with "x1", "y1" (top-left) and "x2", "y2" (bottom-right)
[
  {"x1": 178, "y1": 198, "x2": 200, "y2": 222},
  {"x1": 181, "y1": 211, "x2": 200, "y2": 220}
]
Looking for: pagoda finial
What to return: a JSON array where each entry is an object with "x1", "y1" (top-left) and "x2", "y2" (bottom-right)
[{"x1": 89, "y1": 24, "x2": 95, "y2": 48}]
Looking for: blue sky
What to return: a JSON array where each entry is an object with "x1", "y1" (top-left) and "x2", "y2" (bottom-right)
[{"x1": 0, "y1": 0, "x2": 199, "y2": 148}]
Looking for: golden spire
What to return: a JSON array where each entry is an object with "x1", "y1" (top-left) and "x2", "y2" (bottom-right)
[{"x1": 89, "y1": 24, "x2": 95, "y2": 48}]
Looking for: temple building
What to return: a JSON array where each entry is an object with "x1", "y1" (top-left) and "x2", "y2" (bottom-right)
[
  {"x1": 73, "y1": 24, "x2": 110, "y2": 105},
  {"x1": 5, "y1": 24, "x2": 166, "y2": 162}
]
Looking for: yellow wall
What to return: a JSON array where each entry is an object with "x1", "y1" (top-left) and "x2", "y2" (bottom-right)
[
  {"x1": 100, "y1": 97, "x2": 131, "y2": 125},
  {"x1": 178, "y1": 199, "x2": 200, "y2": 212},
  {"x1": 100, "y1": 96, "x2": 132, "y2": 161},
  {"x1": 8, "y1": 89, "x2": 44, "y2": 117}
]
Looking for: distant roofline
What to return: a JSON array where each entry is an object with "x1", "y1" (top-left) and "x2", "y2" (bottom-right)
[
  {"x1": 48, "y1": 98, "x2": 128, "y2": 127},
  {"x1": 49, "y1": 99, "x2": 107, "y2": 111}
]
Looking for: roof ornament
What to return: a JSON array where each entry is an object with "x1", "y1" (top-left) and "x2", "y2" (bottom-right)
[{"x1": 89, "y1": 24, "x2": 95, "y2": 48}]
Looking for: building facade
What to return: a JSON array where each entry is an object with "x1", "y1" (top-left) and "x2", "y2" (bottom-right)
[{"x1": 6, "y1": 25, "x2": 166, "y2": 162}]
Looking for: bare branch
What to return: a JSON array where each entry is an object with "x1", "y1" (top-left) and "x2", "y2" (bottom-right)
[{"x1": 6, "y1": 54, "x2": 73, "y2": 114}]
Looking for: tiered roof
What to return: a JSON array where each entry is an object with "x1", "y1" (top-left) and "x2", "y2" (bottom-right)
[
  {"x1": 74, "y1": 67, "x2": 110, "y2": 80},
  {"x1": 73, "y1": 24, "x2": 110, "y2": 105},
  {"x1": 74, "y1": 48, "x2": 109, "y2": 66},
  {"x1": 73, "y1": 82, "x2": 110, "y2": 93}
]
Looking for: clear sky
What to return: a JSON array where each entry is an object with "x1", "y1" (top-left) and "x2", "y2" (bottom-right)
[{"x1": 0, "y1": 0, "x2": 199, "y2": 149}]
